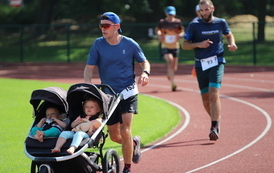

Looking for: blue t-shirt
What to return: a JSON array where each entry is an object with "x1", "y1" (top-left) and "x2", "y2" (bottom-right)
[
  {"x1": 87, "y1": 36, "x2": 146, "y2": 93},
  {"x1": 184, "y1": 17, "x2": 230, "y2": 67}
]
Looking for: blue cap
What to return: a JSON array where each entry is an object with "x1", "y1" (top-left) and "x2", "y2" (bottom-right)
[
  {"x1": 165, "y1": 6, "x2": 176, "y2": 15},
  {"x1": 195, "y1": 5, "x2": 200, "y2": 11},
  {"x1": 101, "y1": 12, "x2": 122, "y2": 33}
]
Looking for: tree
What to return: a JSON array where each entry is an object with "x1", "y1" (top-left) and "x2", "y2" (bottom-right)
[
  {"x1": 36, "y1": 0, "x2": 57, "y2": 25},
  {"x1": 35, "y1": 0, "x2": 57, "y2": 35},
  {"x1": 257, "y1": 0, "x2": 267, "y2": 42}
]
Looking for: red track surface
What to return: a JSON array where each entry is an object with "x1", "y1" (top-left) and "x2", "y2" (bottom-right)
[{"x1": 1, "y1": 63, "x2": 274, "y2": 173}]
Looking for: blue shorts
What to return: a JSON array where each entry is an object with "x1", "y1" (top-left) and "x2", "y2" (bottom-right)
[
  {"x1": 106, "y1": 94, "x2": 138, "y2": 125},
  {"x1": 196, "y1": 63, "x2": 225, "y2": 94}
]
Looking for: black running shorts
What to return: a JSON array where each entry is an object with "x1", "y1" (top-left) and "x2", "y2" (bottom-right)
[{"x1": 106, "y1": 94, "x2": 138, "y2": 125}]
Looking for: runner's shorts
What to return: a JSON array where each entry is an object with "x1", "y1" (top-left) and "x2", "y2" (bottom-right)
[
  {"x1": 196, "y1": 63, "x2": 225, "y2": 94},
  {"x1": 106, "y1": 94, "x2": 138, "y2": 125},
  {"x1": 161, "y1": 48, "x2": 179, "y2": 58}
]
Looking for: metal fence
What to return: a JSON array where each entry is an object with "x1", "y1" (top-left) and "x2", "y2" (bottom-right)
[{"x1": 0, "y1": 22, "x2": 273, "y2": 65}]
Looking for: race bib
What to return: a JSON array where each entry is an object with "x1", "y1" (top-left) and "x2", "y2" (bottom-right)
[
  {"x1": 165, "y1": 35, "x2": 176, "y2": 44},
  {"x1": 121, "y1": 83, "x2": 139, "y2": 100},
  {"x1": 201, "y1": 56, "x2": 218, "y2": 71}
]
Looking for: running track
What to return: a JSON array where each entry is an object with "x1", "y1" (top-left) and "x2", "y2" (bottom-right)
[{"x1": 1, "y1": 63, "x2": 274, "y2": 173}]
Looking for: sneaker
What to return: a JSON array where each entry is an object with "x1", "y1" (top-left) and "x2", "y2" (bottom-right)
[
  {"x1": 172, "y1": 83, "x2": 177, "y2": 91},
  {"x1": 132, "y1": 136, "x2": 141, "y2": 164},
  {"x1": 123, "y1": 169, "x2": 131, "y2": 173},
  {"x1": 209, "y1": 127, "x2": 219, "y2": 141}
]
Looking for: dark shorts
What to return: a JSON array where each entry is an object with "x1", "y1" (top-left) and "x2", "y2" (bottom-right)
[
  {"x1": 196, "y1": 63, "x2": 225, "y2": 94},
  {"x1": 106, "y1": 94, "x2": 138, "y2": 125},
  {"x1": 161, "y1": 48, "x2": 179, "y2": 58}
]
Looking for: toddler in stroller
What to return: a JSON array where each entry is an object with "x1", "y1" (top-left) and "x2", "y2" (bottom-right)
[
  {"x1": 25, "y1": 83, "x2": 122, "y2": 173},
  {"x1": 51, "y1": 97, "x2": 103, "y2": 154},
  {"x1": 30, "y1": 106, "x2": 67, "y2": 142}
]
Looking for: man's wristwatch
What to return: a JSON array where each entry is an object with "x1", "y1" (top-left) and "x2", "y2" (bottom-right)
[{"x1": 143, "y1": 71, "x2": 150, "y2": 76}]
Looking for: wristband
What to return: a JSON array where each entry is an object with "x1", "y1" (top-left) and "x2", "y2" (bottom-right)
[{"x1": 143, "y1": 71, "x2": 150, "y2": 76}]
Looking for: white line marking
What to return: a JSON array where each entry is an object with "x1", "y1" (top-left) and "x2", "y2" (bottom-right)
[
  {"x1": 224, "y1": 83, "x2": 274, "y2": 93},
  {"x1": 186, "y1": 95, "x2": 272, "y2": 172},
  {"x1": 140, "y1": 78, "x2": 271, "y2": 172},
  {"x1": 152, "y1": 77, "x2": 274, "y2": 92},
  {"x1": 140, "y1": 94, "x2": 191, "y2": 153}
]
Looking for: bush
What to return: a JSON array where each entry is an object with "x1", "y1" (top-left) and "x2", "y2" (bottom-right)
[{"x1": 0, "y1": 3, "x2": 38, "y2": 25}]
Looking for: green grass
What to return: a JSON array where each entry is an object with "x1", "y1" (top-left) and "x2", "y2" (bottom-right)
[{"x1": 0, "y1": 78, "x2": 181, "y2": 173}]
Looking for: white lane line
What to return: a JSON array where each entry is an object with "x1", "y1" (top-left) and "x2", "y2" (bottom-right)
[
  {"x1": 141, "y1": 83, "x2": 272, "y2": 172},
  {"x1": 224, "y1": 83, "x2": 274, "y2": 93},
  {"x1": 140, "y1": 94, "x2": 191, "y2": 153},
  {"x1": 151, "y1": 77, "x2": 274, "y2": 92},
  {"x1": 224, "y1": 76, "x2": 274, "y2": 84},
  {"x1": 186, "y1": 95, "x2": 272, "y2": 173}
]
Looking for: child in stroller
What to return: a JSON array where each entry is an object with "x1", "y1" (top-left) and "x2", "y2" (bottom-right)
[
  {"x1": 30, "y1": 106, "x2": 67, "y2": 142},
  {"x1": 52, "y1": 97, "x2": 103, "y2": 154},
  {"x1": 25, "y1": 83, "x2": 122, "y2": 173}
]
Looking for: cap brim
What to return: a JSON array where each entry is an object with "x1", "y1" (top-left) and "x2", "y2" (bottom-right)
[{"x1": 167, "y1": 11, "x2": 176, "y2": 15}]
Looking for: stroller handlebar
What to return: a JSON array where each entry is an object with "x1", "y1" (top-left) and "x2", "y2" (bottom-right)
[{"x1": 94, "y1": 84, "x2": 117, "y2": 96}]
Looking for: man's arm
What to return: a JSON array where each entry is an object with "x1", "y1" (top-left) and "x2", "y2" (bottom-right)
[
  {"x1": 224, "y1": 33, "x2": 238, "y2": 51},
  {"x1": 179, "y1": 29, "x2": 185, "y2": 38},
  {"x1": 155, "y1": 27, "x2": 165, "y2": 43},
  {"x1": 139, "y1": 60, "x2": 150, "y2": 75},
  {"x1": 83, "y1": 65, "x2": 95, "y2": 83},
  {"x1": 138, "y1": 60, "x2": 150, "y2": 86},
  {"x1": 182, "y1": 39, "x2": 213, "y2": 50}
]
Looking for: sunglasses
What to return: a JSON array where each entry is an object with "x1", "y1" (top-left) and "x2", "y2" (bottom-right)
[{"x1": 99, "y1": 23, "x2": 117, "y2": 29}]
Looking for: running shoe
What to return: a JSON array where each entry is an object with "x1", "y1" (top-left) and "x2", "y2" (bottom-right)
[
  {"x1": 123, "y1": 169, "x2": 131, "y2": 173},
  {"x1": 172, "y1": 83, "x2": 177, "y2": 91},
  {"x1": 132, "y1": 136, "x2": 141, "y2": 164},
  {"x1": 209, "y1": 127, "x2": 219, "y2": 141}
]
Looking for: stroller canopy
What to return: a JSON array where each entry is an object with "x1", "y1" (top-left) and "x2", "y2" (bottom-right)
[
  {"x1": 67, "y1": 83, "x2": 113, "y2": 121},
  {"x1": 30, "y1": 87, "x2": 68, "y2": 117}
]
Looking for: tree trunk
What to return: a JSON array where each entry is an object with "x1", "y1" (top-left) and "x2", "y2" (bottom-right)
[
  {"x1": 35, "y1": 0, "x2": 57, "y2": 35},
  {"x1": 257, "y1": 0, "x2": 267, "y2": 42}
]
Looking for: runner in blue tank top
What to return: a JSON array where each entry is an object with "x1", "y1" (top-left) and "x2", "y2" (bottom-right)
[{"x1": 183, "y1": 0, "x2": 238, "y2": 141}]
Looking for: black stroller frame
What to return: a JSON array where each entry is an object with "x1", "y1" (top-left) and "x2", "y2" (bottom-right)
[{"x1": 24, "y1": 83, "x2": 122, "y2": 173}]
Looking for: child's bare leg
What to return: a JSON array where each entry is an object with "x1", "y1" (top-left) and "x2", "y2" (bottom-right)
[
  {"x1": 67, "y1": 146, "x2": 76, "y2": 154},
  {"x1": 51, "y1": 137, "x2": 66, "y2": 153},
  {"x1": 34, "y1": 130, "x2": 44, "y2": 142}
]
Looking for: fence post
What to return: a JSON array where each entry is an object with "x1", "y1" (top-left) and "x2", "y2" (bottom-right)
[
  {"x1": 66, "y1": 25, "x2": 71, "y2": 62},
  {"x1": 252, "y1": 22, "x2": 257, "y2": 66},
  {"x1": 19, "y1": 26, "x2": 24, "y2": 62}
]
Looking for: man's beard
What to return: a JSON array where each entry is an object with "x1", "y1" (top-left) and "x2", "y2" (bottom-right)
[{"x1": 202, "y1": 13, "x2": 213, "y2": 23}]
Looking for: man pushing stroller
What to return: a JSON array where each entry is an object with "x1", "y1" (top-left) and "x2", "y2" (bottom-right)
[{"x1": 84, "y1": 12, "x2": 151, "y2": 173}]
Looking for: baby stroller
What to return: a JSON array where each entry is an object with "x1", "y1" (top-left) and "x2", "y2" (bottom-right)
[{"x1": 24, "y1": 83, "x2": 122, "y2": 173}]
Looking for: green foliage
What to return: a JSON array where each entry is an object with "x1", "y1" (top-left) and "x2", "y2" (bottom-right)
[
  {"x1": 0, "y1": 0, "x2": 274, "y2": 25},
  {"x1": 0, "y1": 2, "x2": 38, "y2": 25},
  {"x1": 0, "y1": 78, "x2": 181, "y2": 172}
]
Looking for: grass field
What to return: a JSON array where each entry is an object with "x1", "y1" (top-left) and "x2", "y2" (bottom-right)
[{"x1": 0, "y1": 78, "x2": 181, "y2": 173}]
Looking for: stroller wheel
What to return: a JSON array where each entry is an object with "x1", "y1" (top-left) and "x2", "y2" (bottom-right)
[
  {"x1": 102, "y1": 149, "x2": 120, "y2": 173},
  {"x1": 30, "y1": 161, "x2": 39, "y2": 173},
  {"x1": 39, "y1": 164, "x2": 53, "y2": 173}
]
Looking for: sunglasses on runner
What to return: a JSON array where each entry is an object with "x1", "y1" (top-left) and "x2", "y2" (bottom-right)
[{"x1": 99, "y1": 23, "x2": 117, "y2": 29}]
